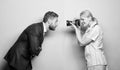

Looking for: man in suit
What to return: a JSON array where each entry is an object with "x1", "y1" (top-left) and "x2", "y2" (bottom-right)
[{"x1": 4, "y1": 11, "x2": 59, "y2": 70}]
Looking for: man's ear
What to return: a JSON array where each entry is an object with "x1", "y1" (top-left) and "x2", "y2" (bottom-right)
[{"x1": 47, "y1": 19, "x2": 51, "y2": 25}]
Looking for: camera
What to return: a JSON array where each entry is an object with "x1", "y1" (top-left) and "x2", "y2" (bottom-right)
[{"x1": 66, "y1": 19, "x2": 80, "y2": 27}]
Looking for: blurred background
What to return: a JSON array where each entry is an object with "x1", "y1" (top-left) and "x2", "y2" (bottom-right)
[{"x1": 0, "y1": 0, "x2": 120, "y2": 70}]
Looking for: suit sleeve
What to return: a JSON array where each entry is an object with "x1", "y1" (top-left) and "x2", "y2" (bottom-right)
[{"x1": 28, "y1": 28, "x2": 43, "y2": 56}]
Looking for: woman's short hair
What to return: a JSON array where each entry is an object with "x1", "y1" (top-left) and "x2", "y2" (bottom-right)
[
  {"x1": 80, "y1": 10, "x2": 95, "y2": 21},
  {"x1": 43, "y1": 11, "x2": 59, "y2": 23}
]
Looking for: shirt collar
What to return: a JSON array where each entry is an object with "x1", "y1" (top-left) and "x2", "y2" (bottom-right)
[
  {"x1": 43, "y1": 22, "x2": 47, "y2": 33},
  {"x1": 86, "y1": 20, "x2": 98, "y2": 33},
  {"x1": 90, "y1": 20, "x2": 98, "y2": 28}
]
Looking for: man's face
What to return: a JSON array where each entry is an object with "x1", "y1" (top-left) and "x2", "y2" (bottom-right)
[{"x1": 48, "y1": 17, "x2": 58, "y2": 31}]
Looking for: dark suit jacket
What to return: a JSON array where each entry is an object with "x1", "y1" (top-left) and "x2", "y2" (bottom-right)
[{"x1": 4, "y1": 22, "x2": 44, "y2": 70}]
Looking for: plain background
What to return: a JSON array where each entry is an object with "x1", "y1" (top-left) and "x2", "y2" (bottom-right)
[{"x1": 0, "y1": 0, "x2": 120, "y2": 70}]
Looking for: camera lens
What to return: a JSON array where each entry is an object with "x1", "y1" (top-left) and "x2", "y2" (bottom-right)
[{"x1": 66, "y1": 20, "x2": 72, "y2": 26}]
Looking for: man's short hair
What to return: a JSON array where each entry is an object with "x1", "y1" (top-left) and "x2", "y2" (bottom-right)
[{"x1": 43, "y1": 11, "x2": 59, "y2": 23}]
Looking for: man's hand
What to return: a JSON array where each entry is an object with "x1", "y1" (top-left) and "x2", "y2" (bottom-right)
[{"x1": 30, "y1": 47, "x2": 42, "y2": 59}]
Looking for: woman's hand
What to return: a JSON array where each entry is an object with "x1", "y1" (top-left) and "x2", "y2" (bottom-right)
[{"x1": 70, "y1": 22, "x2": 81, "y2": 33}]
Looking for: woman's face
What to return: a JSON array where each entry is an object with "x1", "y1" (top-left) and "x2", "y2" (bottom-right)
[{"x1": 80, "y1": 14, "x2": 91, "y2": 29}]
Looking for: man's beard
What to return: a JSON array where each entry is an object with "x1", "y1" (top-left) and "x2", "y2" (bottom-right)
[{"x1": 49, "y1": 25, "x2": 56, "y2": 31}]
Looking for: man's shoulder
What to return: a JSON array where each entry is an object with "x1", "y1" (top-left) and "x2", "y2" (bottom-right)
[
  {"x1": 25, "y1": 22, "x2": 43, "y2": 35},
  {"x1": 29, "y1": 22, "x2": 43, "y2": 27},
  {"x1": 27, "y1": 22, "x2": 43, "y2": 29}
]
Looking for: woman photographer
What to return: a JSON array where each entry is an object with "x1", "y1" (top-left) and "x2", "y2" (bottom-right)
[{"x1": 71, "y1": 10, "x2": 108, "y2": 70}]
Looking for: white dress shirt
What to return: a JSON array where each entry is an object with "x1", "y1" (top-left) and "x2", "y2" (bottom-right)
[{"x1": 42, "y1": 22, "x2": 47, "y2": 35}]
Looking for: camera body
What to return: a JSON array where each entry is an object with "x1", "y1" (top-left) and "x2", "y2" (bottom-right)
[{"x1": 66, "y1": 19, "x2": 80, "y2": 27}]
